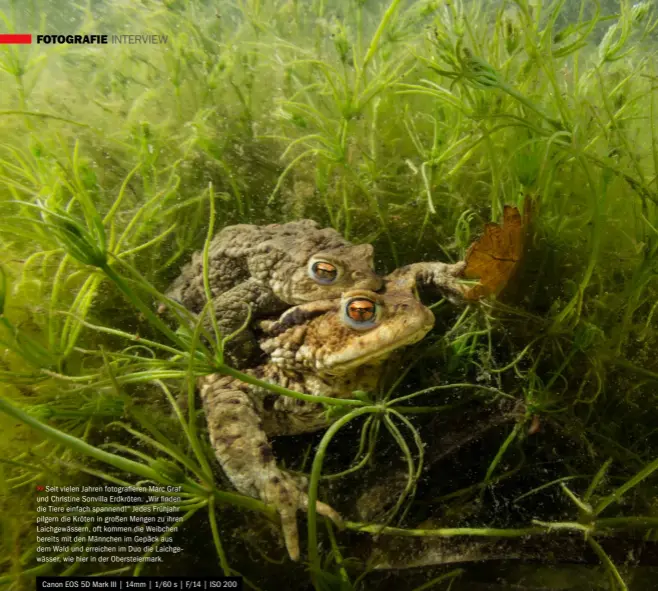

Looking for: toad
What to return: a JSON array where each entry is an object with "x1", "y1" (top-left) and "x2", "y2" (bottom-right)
[
  {"x1": 165, "y1": 219, "x2": 383, "y2": 364},
  {"x1": 198, "y1": 283, "x2": 435, "y2": 560}
]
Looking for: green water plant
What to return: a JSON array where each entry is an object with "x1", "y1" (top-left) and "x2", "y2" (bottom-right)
[{"x1": 2, "y1": 0, "x2": 658, "y2": 588}]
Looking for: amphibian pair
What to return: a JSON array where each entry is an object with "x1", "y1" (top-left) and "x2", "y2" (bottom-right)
[
  {"x1": 166, "y1": 220, "x2": 467, "y2": 560},
  {"x1": 165, "y1": 220, "x2": 382, "y2": 365}
]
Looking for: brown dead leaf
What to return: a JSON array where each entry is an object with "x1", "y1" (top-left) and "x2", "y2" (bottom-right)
[{"x1": 462, "y1": 202, "x2": 530, "y2": 301}]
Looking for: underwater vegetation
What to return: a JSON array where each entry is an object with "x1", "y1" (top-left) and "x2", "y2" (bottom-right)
[{"x1": 1, "y1": 0, "x2": 658, "y2": 588}]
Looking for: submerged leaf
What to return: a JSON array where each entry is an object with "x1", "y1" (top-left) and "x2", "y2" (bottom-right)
[{"x1": 462, "y1": 202, "x2": 530, "y2": 300}]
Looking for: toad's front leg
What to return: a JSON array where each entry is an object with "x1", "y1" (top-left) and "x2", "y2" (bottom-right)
[
  {"x1": 386, "y1": 261, "x2": 467, "y2": 303},
  {"x1": 198, "y1": 373, "x2": 342, "y2": 560}
]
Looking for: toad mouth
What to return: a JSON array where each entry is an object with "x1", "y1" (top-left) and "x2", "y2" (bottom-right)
[{"x1": 322, "y1": 323, "x2": 433, "y2": 375}]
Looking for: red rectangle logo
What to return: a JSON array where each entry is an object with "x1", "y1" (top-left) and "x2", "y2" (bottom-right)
[{"x1": 0, "y1": 34, "x2": 32, "y2": 44}]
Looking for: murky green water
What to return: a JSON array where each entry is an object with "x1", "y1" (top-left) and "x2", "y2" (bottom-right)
[{"x1": 1, "y1": 1, "x2": 658, "y2": 589}]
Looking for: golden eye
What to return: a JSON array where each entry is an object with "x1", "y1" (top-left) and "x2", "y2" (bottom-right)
[
  {"x1": 346, "y1": 298, "x2": 376, "y2": 323},
  {"x1": 311, "y1": 261, "x2": 338, "y2": 283}
]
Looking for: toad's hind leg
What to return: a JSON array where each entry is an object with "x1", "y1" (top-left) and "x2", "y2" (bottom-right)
[
  {"x1": 165, "y1": 249, "x2": 249, "y2": 313},
  {"x1": 210, "y1": 278, "x2": 287, "y2": 367},
  {"x1": 199, "y1": 373, "x2": 342, "y2": 561}
]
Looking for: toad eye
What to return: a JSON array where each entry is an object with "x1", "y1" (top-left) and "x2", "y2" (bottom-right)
[
  {"x1": 347, "y1": 299, "x2": 375, "y2": 322},
  {"x1": 309, "y1": 260, "x2": 339, "y2": 284},
  {"x1": 342, "y1": 297, "x2": 379, "y2": 330}
]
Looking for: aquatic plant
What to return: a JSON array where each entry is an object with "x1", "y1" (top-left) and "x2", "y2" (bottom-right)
[{"x1": 2, "y1": 0, "x2": 658, "y2": 589}]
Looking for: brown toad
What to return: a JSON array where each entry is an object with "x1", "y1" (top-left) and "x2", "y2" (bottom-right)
[
  {"x1": 165, "y1": 219, "x2": 383, "y2": 364},
  {"x1": 198, "y1": 284, "x2": 435, "y2": 560}
]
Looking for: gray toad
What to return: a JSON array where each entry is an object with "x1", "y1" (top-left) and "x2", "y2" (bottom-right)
[
  {"x1": 198, "y1": 283, "x2": 435, "y2": 560},
  {"x1": 166, "y1": 219, "x2": 383, "y2": 364}
]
